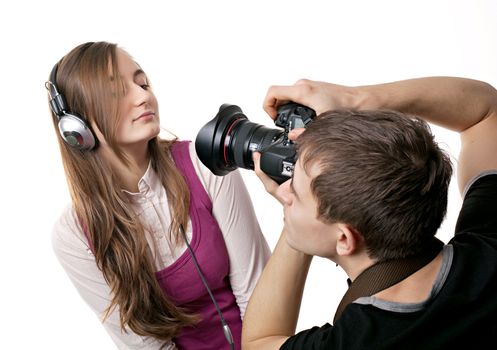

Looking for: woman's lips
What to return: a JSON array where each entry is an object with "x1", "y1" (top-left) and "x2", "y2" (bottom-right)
[{"x1": 133, "y1": 112, "x2": 155, "y2": 122}]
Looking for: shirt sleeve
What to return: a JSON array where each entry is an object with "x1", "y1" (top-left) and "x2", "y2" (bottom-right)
[
  {"x1": 188, "y1": 143, "x2": 271, "y2": 317},
  {"x1": 280, "y1": 324, "x2": 333, "y2": 349},
  {"x1": 52, "y1": 206, "x2": 177, "y2": 350},
  {"x1": 454, "y1": 172, "x2": 497, "y2": 236}
]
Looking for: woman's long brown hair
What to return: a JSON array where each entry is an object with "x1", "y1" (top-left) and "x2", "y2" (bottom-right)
[{"x1": 49, "y1": 42, "x2": 198, "y2": 342}]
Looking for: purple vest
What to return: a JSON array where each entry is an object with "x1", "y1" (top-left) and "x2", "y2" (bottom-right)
[{"x1": 155, "y1": 141, "x2": 242, "y2": 349}]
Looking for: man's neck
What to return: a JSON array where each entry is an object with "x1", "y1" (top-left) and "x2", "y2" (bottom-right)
[
  {"x1": 338, "y1": 253, "x2": 376, "y2": 282},
  {"x1": 373, "y1": 250, "x2": 443, "y2": 303}
]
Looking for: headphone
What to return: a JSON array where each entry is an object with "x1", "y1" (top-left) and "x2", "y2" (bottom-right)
[{"x1": 45, "y1": 62, "x2": 97, "y2": 150}]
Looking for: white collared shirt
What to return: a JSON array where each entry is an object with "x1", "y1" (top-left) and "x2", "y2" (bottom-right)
[{"x1": 52, "y1": 142, "x2": 270, "y2": 349}]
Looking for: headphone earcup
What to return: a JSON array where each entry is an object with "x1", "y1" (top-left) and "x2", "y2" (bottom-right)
[{"x1": 58, "y1": 113, "x2": 96, "y2": 150}]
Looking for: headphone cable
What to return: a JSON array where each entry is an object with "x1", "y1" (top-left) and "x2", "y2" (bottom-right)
[{"x1": 180, "y1": 225, "x2": 235, "y2": 350}]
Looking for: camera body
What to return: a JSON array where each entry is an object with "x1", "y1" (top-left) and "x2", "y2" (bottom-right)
[
  {"x1": 257, "y1": 103, "x2": 316, "y2": 183},
  {"x1": 195, "y1": 103, "x2": 316, "y2": 184}
]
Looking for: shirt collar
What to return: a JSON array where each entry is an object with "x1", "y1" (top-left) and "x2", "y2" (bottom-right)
[{"x1": 122, "y1": 161, "x2": 162, "y2": 199}]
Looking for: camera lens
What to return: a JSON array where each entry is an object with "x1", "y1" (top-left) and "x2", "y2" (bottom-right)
[
  {"x1": 195, "y1": 102, "x2": 315, "y2": 183},
  {"x1": 195, "y1": 104, "x2": 282, "y2": 175},
  {"x1": 229, "y1": 119, "x2": 282, "y2": 170}
]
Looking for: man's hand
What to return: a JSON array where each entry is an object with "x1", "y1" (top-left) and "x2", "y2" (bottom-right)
[
  {"x1": 263, "y1": 79, "x2": 359, "y2": 119},
  {"x1": 252, "y1": 127, "x2": 304, "y2": 204},
  {"x1": 253, "y1": 152, "x2": 284, "y2": 204}
]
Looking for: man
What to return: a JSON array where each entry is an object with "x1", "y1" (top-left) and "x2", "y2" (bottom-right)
[{"x1": 242, "y1": 77, "x2": 497, "y2": 349}]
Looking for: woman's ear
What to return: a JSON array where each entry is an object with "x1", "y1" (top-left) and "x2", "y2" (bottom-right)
[
  {"x1": 91, "y1": 122, "x2": 107, "y2": 147},
  {"x1": 335, "y1": 223, "x2": 363, "y2": 256}
]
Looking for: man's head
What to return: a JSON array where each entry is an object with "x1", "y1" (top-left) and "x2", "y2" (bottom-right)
[{"x1": 285, "y1": 109, "x2": 452, "y2": 261}]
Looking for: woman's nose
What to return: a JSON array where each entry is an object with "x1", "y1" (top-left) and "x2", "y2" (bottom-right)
[{"x1": 129, "y1": 84, "x2": 151, "y2": 106}]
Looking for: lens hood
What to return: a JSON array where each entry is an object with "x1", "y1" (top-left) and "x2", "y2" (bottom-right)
[{"x1": 195, "y1": 104, "x2": 247, "y2": 175}]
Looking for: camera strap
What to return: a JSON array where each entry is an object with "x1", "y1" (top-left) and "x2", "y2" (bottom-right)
[{"x1": 333, "y1": 237, "x2": 444, "y2": 323}]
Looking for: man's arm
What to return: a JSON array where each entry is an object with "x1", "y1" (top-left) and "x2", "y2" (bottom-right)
[
  {"x1": 242, "y1": 153, "x2": 312, "y2": 350},
  {"x1": 264, "y1": 77, "x2": 497, "y2": 194},
  {"x1": 241, "y1": 232, "x2": 312, "y2": 350},
  {"x1": 357, "y1": 77, "x2": 497, "y2": 193}
]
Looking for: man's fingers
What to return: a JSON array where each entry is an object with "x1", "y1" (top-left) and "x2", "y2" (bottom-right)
[
  {"x1": 253, "y1": 152, "x2": 283, "y2": 203},
  {"x1": 263, "y1": 85, "x2": 300, "y2": 119},
  {"x1": 288, "y1": 128, "x2": 306, "y2": 141}
]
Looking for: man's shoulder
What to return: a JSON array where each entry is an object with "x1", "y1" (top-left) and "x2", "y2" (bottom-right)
[
  {"x1": 455, "y1": 172, "x2": 497, "y2": 236},
  {"x1": 461, "y1": 171, "x2": 497, "y2": 199}
]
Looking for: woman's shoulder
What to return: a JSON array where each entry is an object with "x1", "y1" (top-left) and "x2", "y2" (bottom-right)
[
  {"x1": 186, "y1": 140, "x2": 242, "y2": 178},
  {"x1": 189, "y1": 141, "x2": 217, "y2": 198},
  {"x1": 52, "y1": 204, "x2": 91, "y2": 257}
]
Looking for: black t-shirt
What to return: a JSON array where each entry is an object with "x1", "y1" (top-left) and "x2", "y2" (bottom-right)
[{"x1": 281, "y1": 173, "x2": 497, "y2": 349}]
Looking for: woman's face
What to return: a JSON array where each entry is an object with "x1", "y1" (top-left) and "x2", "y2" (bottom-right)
[{"x1": 114, "y1": 48, "x2": 160, "y2": 148}]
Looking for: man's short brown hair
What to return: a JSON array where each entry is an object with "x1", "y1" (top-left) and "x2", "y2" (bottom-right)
[{"x1": 297, "y1": 110, "x2": 453, "y2": 261}]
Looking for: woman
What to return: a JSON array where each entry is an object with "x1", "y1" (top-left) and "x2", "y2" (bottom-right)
[{"x1": 46, "y1": 41, "x2": 270, "y2": 349}]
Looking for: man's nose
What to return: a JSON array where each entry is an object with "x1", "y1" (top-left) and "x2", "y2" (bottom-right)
[{"x1": 276, "y1": 179, "x2": 293, "y2": 206}]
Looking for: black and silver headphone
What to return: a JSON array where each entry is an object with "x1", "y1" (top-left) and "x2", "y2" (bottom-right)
[{"x1": 45, "y1": 62, "x2": 97, "y2": 150}]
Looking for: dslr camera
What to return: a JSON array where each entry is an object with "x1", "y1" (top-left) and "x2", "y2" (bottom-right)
[{"x1": 195, "y1": 103, "x2": 316, "y2": 184}]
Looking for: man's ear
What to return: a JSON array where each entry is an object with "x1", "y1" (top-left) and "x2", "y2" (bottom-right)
[{"x1": 336, "y1": 223, "x2": 363, "y2": 256}]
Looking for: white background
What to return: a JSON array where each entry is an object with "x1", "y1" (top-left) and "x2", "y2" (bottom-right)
[{"x1": 1, "y1": 0, "x2": 496, "y2": 348}]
